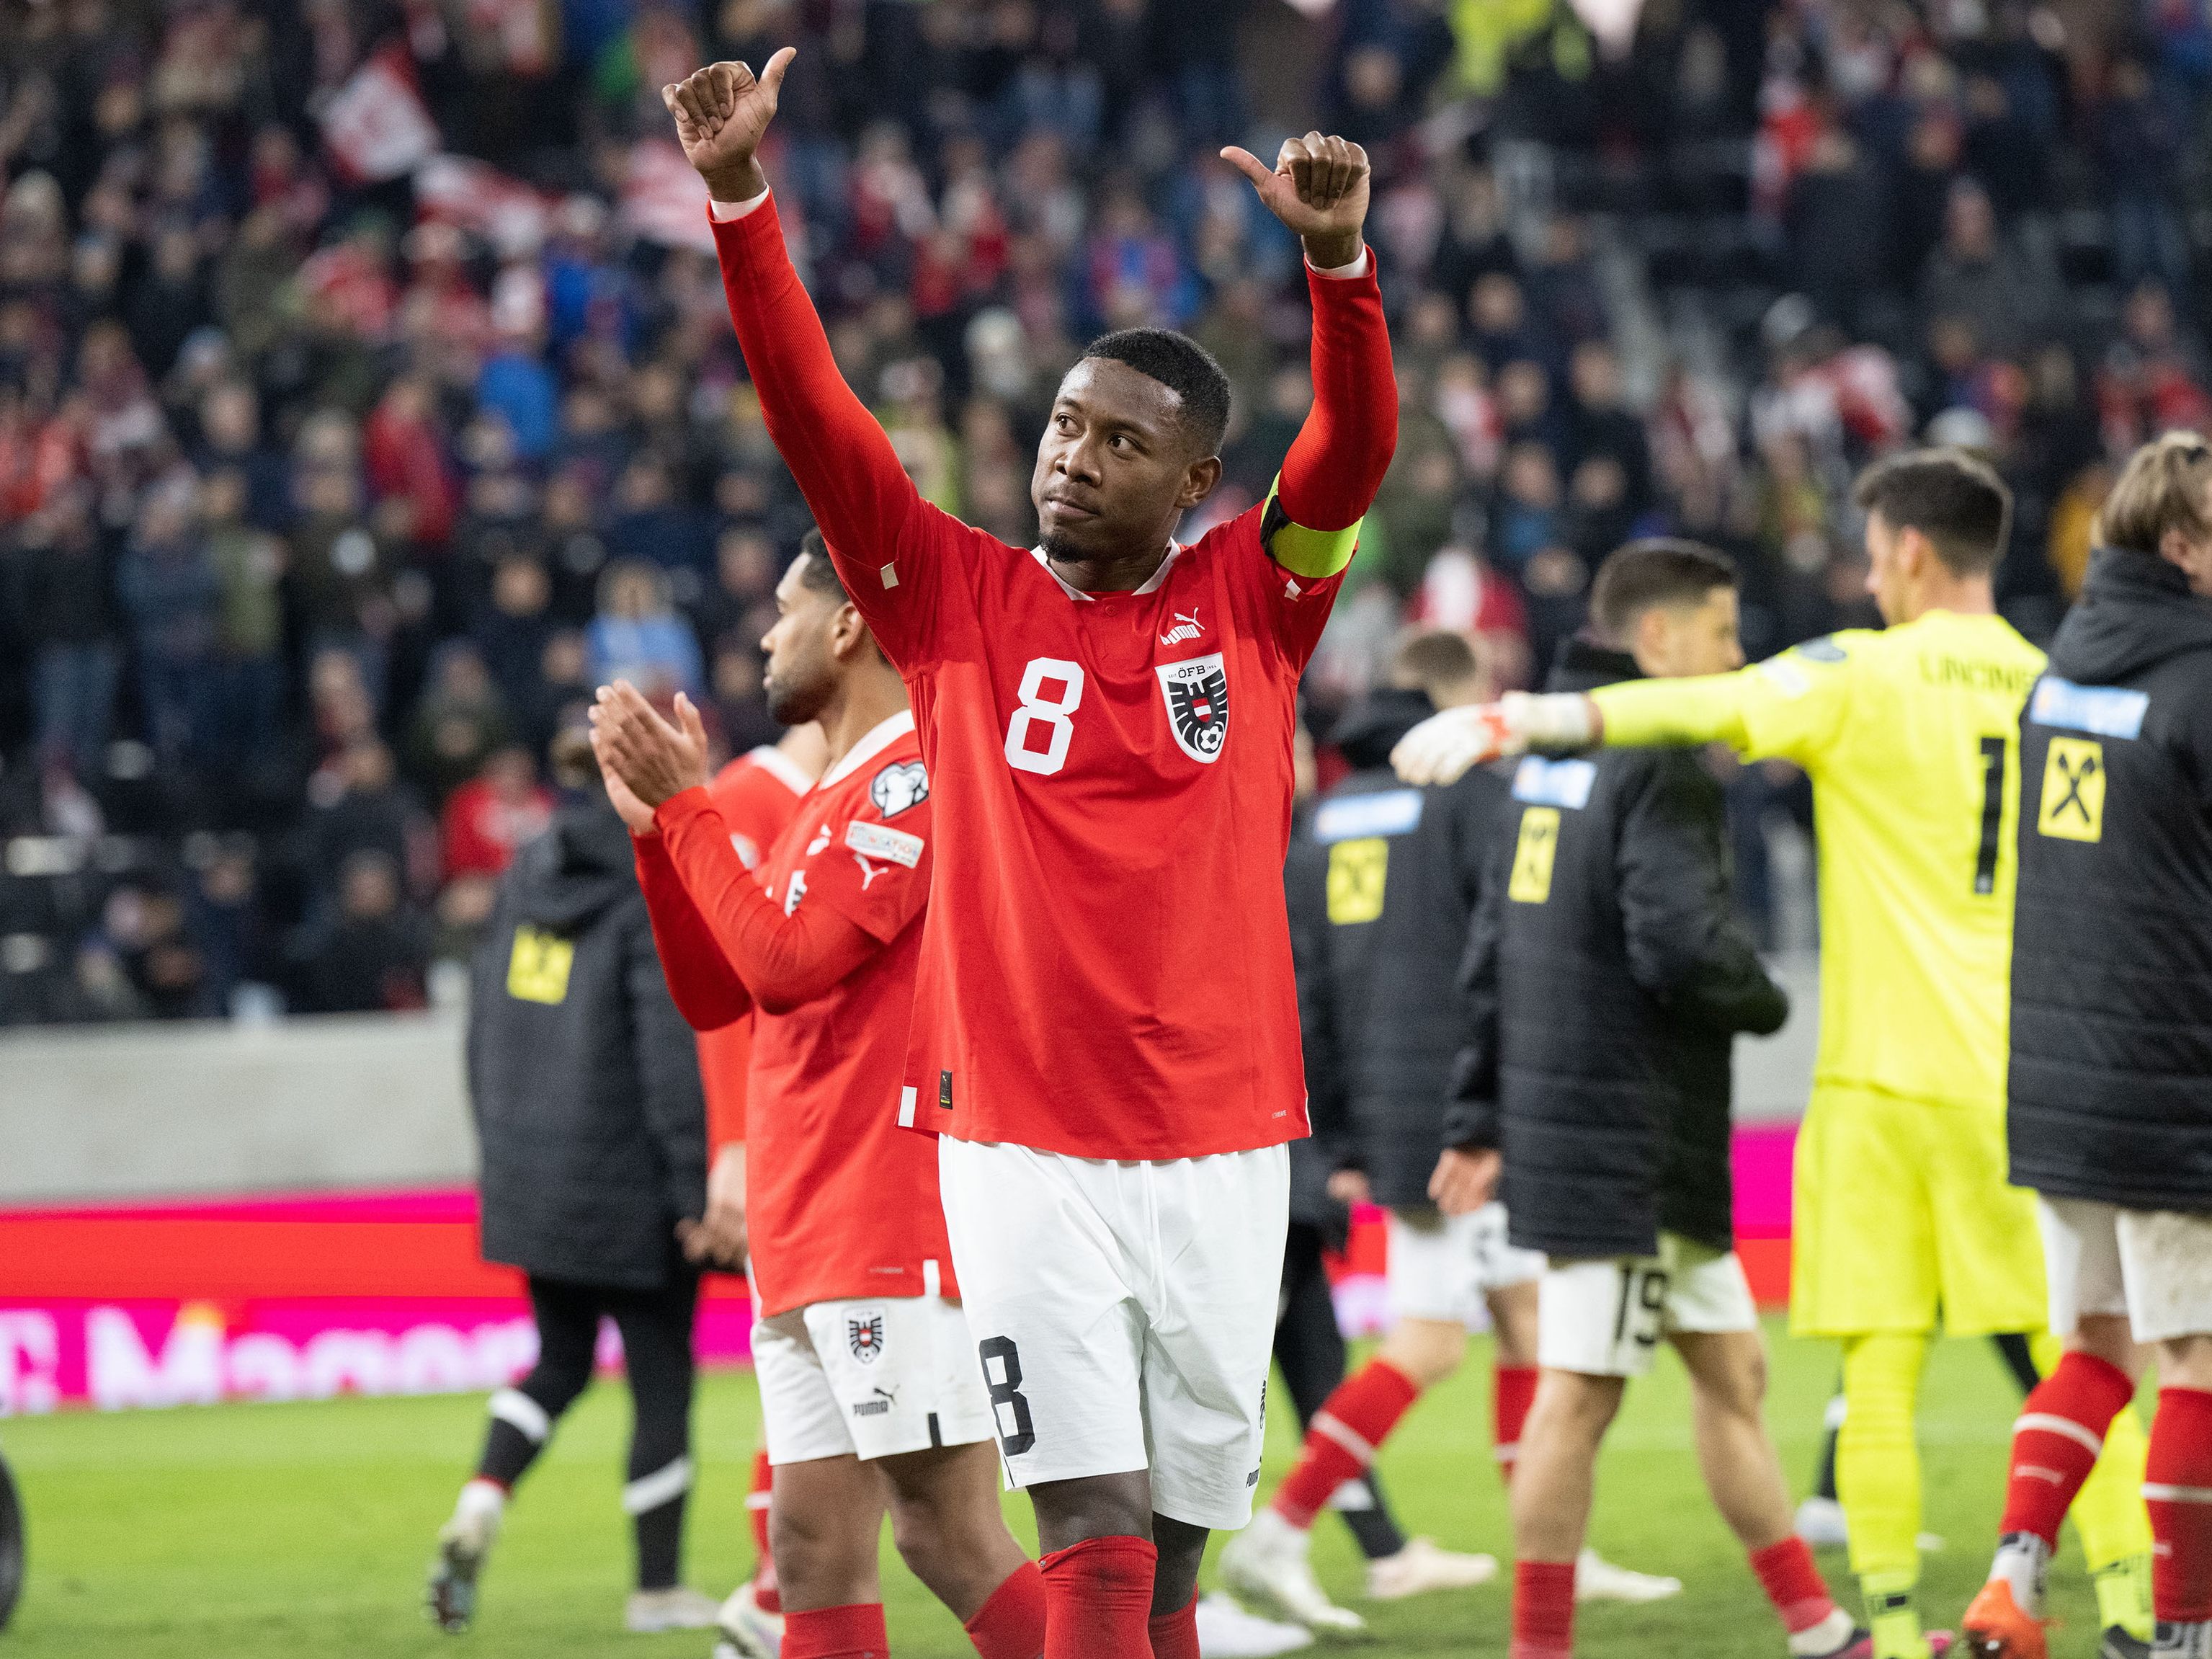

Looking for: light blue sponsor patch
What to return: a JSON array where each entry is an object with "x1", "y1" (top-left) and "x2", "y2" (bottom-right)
[
  {"x1": 1512, "y1": 756, "x2": 1597, "y2": 809},
  {"x1": 1314, "y1": 789, "x2": 1423, "y2": 843},
  {"x1": 2028, "y1": 676, "x2": 2149, "y2": 740}
]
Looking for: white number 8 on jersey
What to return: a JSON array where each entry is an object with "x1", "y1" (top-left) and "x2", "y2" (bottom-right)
[{"x1": 1004, "y1": 657, "x2": 1085, "y2": 777}]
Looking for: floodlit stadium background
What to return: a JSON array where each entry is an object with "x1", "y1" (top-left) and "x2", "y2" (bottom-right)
[{"x1": 0, "y1": 0, "x2": 2198, "y2": 1611}]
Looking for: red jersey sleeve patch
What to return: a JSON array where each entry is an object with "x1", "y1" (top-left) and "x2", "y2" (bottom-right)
[{"x1": 793, "y1": 752, "x2": 934, "y2": 946}]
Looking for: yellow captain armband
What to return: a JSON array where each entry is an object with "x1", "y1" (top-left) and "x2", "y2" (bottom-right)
[{"x1": 1260, "y1": 475, "x2": 1361, "y2": 579}]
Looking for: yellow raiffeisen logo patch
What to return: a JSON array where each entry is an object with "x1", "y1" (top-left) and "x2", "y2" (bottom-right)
[
  {"x1": 1326, "y1": 837, "x2": 1388, "y2": 925},
  {"x1": 2038, "y1": 738, "x2": 2105, "y2": 842},
  {"x1": 507, "y1": 925, "x2": 575, "y2": 1005},
  {"x1": 1508, "y1": 806, "x2": 1561, "y2": 904}
]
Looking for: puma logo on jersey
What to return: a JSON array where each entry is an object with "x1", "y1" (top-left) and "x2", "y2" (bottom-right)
[
  {"x1": 853, "y1": 853, "x2": 886, "y2": 889},
  {"x1": 807, "y1": 823, "x2": 832, "y2": 855},
  {"x1": 1159, "y1": 607, "x2": 1204, "y2": 647}
]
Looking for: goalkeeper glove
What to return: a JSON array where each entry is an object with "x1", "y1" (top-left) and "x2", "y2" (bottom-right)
[{"x1": 1391, "y1": 692, "x2": 1600, "y2": 785}]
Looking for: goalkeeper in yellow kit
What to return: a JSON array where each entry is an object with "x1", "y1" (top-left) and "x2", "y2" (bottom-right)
[{"x1": 1396, "y1": 451, "x2": 2154, "y2": 1659}]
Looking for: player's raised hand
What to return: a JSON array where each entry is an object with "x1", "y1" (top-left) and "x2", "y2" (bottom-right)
[
  {"x1": 587, "y1": 682, "x2": 711, "y2": 808},
  {"x1": 662, "y1": 49, "x2": 795, "y2": 203},
  {"x1": 1221, "y1": 133, "x2": 1371, "y2": 269},
  {"x1": 1391, "y1": 692, "x2": 1602, "y2": 786}
]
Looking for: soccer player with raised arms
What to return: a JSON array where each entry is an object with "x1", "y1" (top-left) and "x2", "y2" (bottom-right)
[
  {"x1": 1393, "y1": 451, "x2": 2154, "y2": 1659},
  {"x1": 663, "y1": 48, "x2": 1396, "y2": 1659}
]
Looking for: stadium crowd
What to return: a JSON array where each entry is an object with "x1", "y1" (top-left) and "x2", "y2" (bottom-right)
[{"x1": 0, "y1": 0, "x2": 2207, "y2": 1023}]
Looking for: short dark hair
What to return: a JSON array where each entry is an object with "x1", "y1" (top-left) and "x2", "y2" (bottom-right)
[
  {"x1": 1589, "y1": 538, "x2": 1739, "y2": 641},
  {"x1": 794, "y1": 527, "x2": 847, "y2": 600},
  {"x1": 1081, "y1": 329, "x2": 1231, "y2": 456},
  {"x1": 1852, "y1": 448, "x2": 2011, "y2": 575},
  {"x1": 1387, "y1": 628, "x2": 1481, "y2": 698}
]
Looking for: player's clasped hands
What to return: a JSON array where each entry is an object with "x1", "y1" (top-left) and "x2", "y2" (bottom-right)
[{"x1": 587, "y1": 682, "x2": 714, "y2": 820}]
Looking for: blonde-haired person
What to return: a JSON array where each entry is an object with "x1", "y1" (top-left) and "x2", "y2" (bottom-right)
[{"x1": 1961, "y1": 430, "x2": 2212, "y2": 1659}]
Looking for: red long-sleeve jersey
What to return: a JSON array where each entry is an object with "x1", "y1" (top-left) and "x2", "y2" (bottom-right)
[
  {"x1": 690, "y1": 747, "x2": 813, "y2": 1152},
  {"x1": 710, "y1": 194, "x2": 1396, "y2": 1160},
  {"x1": 635, "y1": 713, "x2": 947, "y2": 1315}
]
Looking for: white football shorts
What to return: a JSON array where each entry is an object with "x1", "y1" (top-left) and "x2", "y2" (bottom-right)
[
  {"x1": 1386, "y1": 1201, "x2": 1546, "y2": 1327},
  {"x1": 2038, "y1": 1194, "x2": 2212, "y2": 1346},
  {"x1": 1538, "y1": 1232, "x2": 1757, "y2": 1378},
  {"x1": 937, "y1": 1137, "x2": 1287, "y2": 1531},
  {"x1": 753, "y1": 1289, "x2": 996, "y2": 1465}
]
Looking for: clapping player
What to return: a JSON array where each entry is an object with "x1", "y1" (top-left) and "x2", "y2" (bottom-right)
[{"x1": 594, "y1": 536, "x2": 1045, "y2": 1659}]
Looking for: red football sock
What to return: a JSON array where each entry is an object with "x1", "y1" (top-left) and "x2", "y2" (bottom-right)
[
  {"x1": 1513, "y1": 1558, "x2": 1577, "y2": 1659},
  {"x1": 2001, "y1": 1351, "x2": 2136, "y2": 1549},
  {"x1": 1147, "y1": 1590, "x2": 1200, "y2": 1659},
  {"x1": 1494, "y1": 1364, "x2": 1538, "y2": 1483},
  {"x1": 1038, "y1": 1535, "x2": 1155, "y2": 1659},
  {"x1": 782, "y1": 1601, "x2": 888, "y2": 1659},
  {"x1": 749, "y1": 1449, "x2": 780, "y2": 1614},
  {"x1": 1750, "y1": 1536, "x2": 1838, "y2": 1633},
  {"x1": 1270, "y1": 1359, "x2": 1421, "y2": 1529},
  {"x1": 2146, "y1": 1387, "x2": 2212, "y2": 1624},
  {"x1": 964, "y1": 1560, "x2": 1048, "y2": 1659}
]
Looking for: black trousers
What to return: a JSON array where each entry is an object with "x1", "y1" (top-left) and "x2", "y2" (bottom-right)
[
  {"x1": 1275, "y1": 1220, "x2": 1406, "y2": 1561},
  {"x1": 477, "y1": 1263, "x2": 702, "y2": 1589}
]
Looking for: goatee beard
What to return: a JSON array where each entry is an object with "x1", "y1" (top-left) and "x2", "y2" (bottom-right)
[{"x1": 1039, "y1": 528, "x2": 1085, "y2": 565}]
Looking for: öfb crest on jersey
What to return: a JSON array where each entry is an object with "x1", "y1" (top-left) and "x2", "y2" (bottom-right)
[{"x1": 1156, "y1": 652, "x2": 1230, "y2": 763}]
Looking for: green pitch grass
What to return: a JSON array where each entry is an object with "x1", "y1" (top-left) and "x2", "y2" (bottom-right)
[{"x1": 0, "y1": 1320, "x2": 2120, "y2": 1657}]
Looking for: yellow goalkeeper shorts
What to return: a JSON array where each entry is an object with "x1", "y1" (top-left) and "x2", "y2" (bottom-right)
[{"x1": 1790, "y1": 1081, "x2": 2047, "y2": 1338}]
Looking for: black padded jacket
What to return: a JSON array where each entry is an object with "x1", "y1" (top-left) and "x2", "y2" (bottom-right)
[
  {"x1": 2008, "y1": 547, "x2": 2212, "y2": 1214},
  {"x1": 1288, "y1": 688, "x2": 1513, "y2": 1208},
  {"x1": 1445, "y1": 641, "x2": 1788, "y2": 1258},
  {"x1": 467, "y1": 799, "x2": 708, "y2": 1289}
]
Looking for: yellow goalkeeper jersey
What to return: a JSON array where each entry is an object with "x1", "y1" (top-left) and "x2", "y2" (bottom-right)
[{"x1": 1590, "y1": 610, "x2": 2045, "y2": 1112}]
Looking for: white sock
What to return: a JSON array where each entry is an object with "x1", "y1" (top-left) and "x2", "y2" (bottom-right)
[
  {"x1": 1248, "y1": 1506, "x2": 1308, "y2": 1552},
  {"x1": 1989, "y1": 1531, "x2": 2051, "y2": 1621},
  {"x1": 455, "y1": 1477, "x2": 507, "y2": 1534},
  {"x1": 1788, "y1": 1606, "x2": 1858, "y2": 1657}
]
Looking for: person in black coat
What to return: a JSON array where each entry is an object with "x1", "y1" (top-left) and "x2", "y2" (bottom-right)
[
  {"x1": 1230, "y1": 635, "x2": 1542, "y2": 1627},
  {"x1": 1435, "y1": 542, "x2": 1863, "y2": 1659},
  {"x1": 1963, "y1": 433, "x2": 2212, "y2": 1659},
  {"x1": 427, "y1": 730, "x2": 718, "y2": 1638}
]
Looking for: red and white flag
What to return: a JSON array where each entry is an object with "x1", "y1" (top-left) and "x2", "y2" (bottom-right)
[
  {"x1": 621, "y1": 140, "x2": 717, "y2": 253},
  {"x1": 416, "y1": 154, "x2": 552, "y2": 254},
  {"x1": 319, "y1": 45, "x2": 441, "y2": 184}
]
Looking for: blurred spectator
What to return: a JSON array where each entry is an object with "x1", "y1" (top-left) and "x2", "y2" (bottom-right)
[
  {"x1": 19, "y1": 490, "x2": 119, "y2": 780},
  {"x1": 305, "y1": 850, "x2": 431, "y2": 1014},
  {"x1": 2098, "y1": 53, "x2": 2190, "y2": 295},
  {"x1": 202, "y1": 469, "x2": 287, "y2": 763},
  {"x1": 1917, "y1": 181, "x2": 2060, "y2": 355},
  {"x1": 406, "y1": 643, "x2": 514, "y2": 806},
  {"x1": 587, "y1": 562, "x2": 703, "y2": 700},
  {"x1": 308, "y1": 740, "x2": 432, "y2": 911},
  {"x1": 117, "y1": 473, "x2": 220, "y2": 770},
  {"x1": 441, "y1": 746, "x2": 554, "y2": 881}
]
